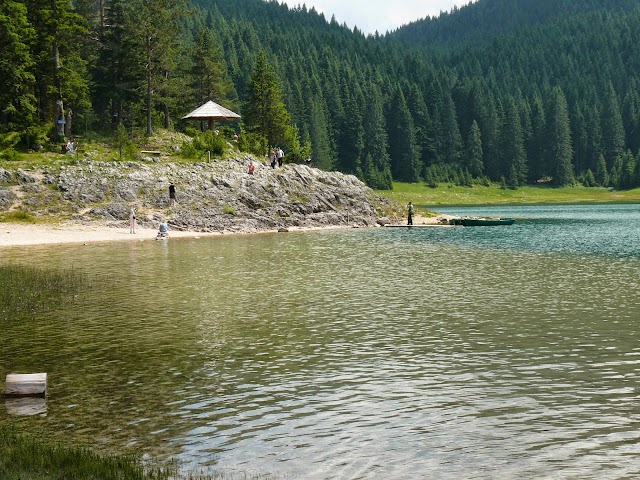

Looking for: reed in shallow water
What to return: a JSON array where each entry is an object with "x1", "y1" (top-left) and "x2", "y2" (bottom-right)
[
  {"x1": 0, "y1": 264, "x2": 85, "y2": 320},
  {"x1": 0, "y1": 426, "x2": 176, "y2": 480}
]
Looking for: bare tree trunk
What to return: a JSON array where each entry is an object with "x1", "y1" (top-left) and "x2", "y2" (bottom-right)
[
  {"x1": 99, "y1": 0, "x2": 105, "y2": 36},
  {"x1": 146, "y1": 38, "x2": 153, "y2": 137},
  {"x1": 52, "y1": 0, "x2": 65, "y2": 142},
  {"x1": 65, "y1": 109, "x2": 73, "y2": 137},
  {"x1": 146, "y1": 70, "x2": 153, "y2": 137},
  {"x1": 55, "y1": 100, "x2": 65, "y2": 144},
  {"x1": 164, "y1": 104, "x2": 170, "y2": 129}
]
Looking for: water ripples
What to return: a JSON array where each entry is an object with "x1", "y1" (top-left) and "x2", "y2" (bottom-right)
[{"x1": 1, "y1": 206, "x2": 640, "y2": 478}]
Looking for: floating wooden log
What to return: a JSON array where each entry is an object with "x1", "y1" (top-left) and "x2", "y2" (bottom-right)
[{"x1": 4, "y1": 373, "x2": 47, "y2": 398}]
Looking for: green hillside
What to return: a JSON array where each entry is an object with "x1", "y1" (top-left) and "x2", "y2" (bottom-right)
[{"x1": 1, "y1": 0, "x2": 639, "y2": 192}]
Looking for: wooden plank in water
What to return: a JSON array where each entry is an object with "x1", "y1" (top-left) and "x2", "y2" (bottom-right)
[{"x1": 4, "y1": 373, "x2": 47, "y2": 398}]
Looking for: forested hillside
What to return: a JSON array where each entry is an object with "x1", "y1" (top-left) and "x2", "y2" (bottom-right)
[
  {"x1": 390, "y1": 0, "x2": 640, "y2": 48},
  {"x1": 2, "y1": 0, "x2": 640, "y2": 191}
]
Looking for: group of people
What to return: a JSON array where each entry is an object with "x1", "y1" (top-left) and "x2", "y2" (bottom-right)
[
  {"x1": 128, "y1": 182, "x2": 177, "y2": 237},
  {"x1": 270, "y1": 147, "x2": 285, "y2": 168}
]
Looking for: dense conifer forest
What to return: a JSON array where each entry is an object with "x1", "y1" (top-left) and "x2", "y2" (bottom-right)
[{"x1": 2, "y1": 0, "x2": 640, "y2": 190}]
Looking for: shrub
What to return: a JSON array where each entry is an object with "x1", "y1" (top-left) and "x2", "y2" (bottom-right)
[
  {"x1": 0, "y1": 147, "x2": 20, "y2": 161},
  {"x1": 182, "y1": 130, "x2": 228, "y2": 158},
  {"x1": 238, "y1": 130, "x2": 267, "y2": 157}
]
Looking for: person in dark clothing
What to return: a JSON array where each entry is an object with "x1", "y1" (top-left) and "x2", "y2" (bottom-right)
[
  {"x1": 169, "y1": 183, "x2": 176, "y2": 206},
  {"x1": 407, "y1": 201, "x2": 414, "y2": 225}
]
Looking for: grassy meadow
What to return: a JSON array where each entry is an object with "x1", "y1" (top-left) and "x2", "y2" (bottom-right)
[{"x1": 378, "y1": 182, "x2": 640, "y2": 213}]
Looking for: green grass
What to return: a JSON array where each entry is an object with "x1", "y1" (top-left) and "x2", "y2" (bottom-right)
[
  {"x1": 0, "y1": 426, "x2": 175, "y2": 480},
  {"x1": 377, "y1": 182, "x2": 640, "y2": 208},
  {"x1": 0, "y1": 425, "x2": 280, "y2": 480},
  {"x1": 0, "y1": 209, "x2": 36, "y2": 223},
  {"x1": 0, "y1": 128, "x2": 242, "y2": 171}
]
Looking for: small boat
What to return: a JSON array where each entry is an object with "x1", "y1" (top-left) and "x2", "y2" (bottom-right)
[{"x1": 460, "y1": 217, "x2": 515, "y2": 226}]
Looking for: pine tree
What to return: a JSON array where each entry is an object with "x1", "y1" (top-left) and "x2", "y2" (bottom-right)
[
  {"x1": 0, "y1": 1, "x2": 36, "y2": 136},
  {"x1": 622, "y1": 78, "x2": 640, "y2": 155},
  {"x1": 95, "y1": 0, "x2": 144, "y2": 128},
  {"x1": 527, "y1": 92, "x2": 546, "y2": 181},
  {"x1": 127, "y1": 0, "x2": 188, "y2": 136},
  {"x1": 308, "y1": 96, "x2": 333, "y2": 170},
  {"x1": 465, "y1": 120, "x2": 484, "y2": 178},
  {"x1": 406, "y1": 84, "x2": 433, "y2": 172},
  {"x1": 601, "y1": 81, "x2": 625, "y2": 169},
  {"x1": 571, "y1": 102, "x2": 588, "y2": 178},
  {"x1": 500, "y1": 96, "x2": 527, "y2": 187},
  {"x1": 439, "y1": 88, "x2": 463, "y2": 165},
  {"x1": 595, "y1": 154, "x2": 609, "y2": 187},
  {"x1": 335, "y1": 88, "x2": 364, "y2": 176},
  {"x1": 387, "y1": 85, "x2": 421, "y2": 182},
  {"x1": 546, "y1": 86, "x2": 574, "y2": 187},
  {"x1": 243, "y1": 51, "x2": 294, "y2": 152},
  {"x1": 362, "y1": 83, "x2": 392, "y2": 189},
  {"x1": 188, "y1": 26, "x2": 237, "y2": 110},
  {"x1": 23, "y1": 0, "x2": 90, "y2": 139}
]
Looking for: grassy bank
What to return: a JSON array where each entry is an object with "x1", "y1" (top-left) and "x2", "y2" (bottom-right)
[{"x1": 378, "y1": 182, "x2": 640, "y2": 208}]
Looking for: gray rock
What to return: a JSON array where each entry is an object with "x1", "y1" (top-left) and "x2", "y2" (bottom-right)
[
  {"x1": 16, "y1": 169, "x2": 37, "y2": 184},
  {"x1": 0, "y1": 188, "x2": 15, "y2": 210},
  {"x1": 6, "y1": 157, "x2": 393, "y2": 230},
  {"x1": 0, "y1": 168, "x2": 14, "y2": 184}
]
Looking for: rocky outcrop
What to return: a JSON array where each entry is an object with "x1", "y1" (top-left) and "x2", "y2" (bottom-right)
[
  {"x1": 5, "y1": 157, "x2": 393, "y2": 233},
  {"x1": 0, "y1": 188, "x2": 14, "y2": 210}
]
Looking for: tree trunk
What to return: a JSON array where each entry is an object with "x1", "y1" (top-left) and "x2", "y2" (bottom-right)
[
  {"x1": 164, "y1": 104, "x2": 170, "y2": 129},
  {"x1": 146, "y1": 39, "x2": 153, "y2": 137},
  {"x1": 52, "y1": 0, "x2": 65, "y2": 142},
  {"x1": 99, "y1": 0, "x2": 105, "y2": 36},
  {"x1": 55, "y1": 100, "x2": 65, "y2": 143},
  {"x1": 65, "y1": 109, "x2": 73, "y2": 137}
]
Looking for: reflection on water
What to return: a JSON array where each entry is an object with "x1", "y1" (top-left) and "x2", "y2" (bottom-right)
[{"x1": 1, "y1": 205, "x2": 640, "y2": 479}]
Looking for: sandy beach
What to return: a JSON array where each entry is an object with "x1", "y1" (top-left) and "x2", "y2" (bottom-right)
[
  {"x1": 0, "y1": 215, "x2": 450, "y2": 248},
  {"x1": 0, "y1": 222, "x2": 221, "y2": 248}
]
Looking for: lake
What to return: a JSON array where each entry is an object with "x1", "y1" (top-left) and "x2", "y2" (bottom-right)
[{"x1": 1, "y1": 204, "x2": 640, "y2": 479}]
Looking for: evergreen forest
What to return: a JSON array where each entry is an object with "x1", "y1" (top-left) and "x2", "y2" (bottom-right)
[{"x1": 2, "y1": 0, "x2": 640, "y2": 190}]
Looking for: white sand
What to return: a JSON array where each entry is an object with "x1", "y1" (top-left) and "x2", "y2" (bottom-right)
[
  {"x1": 0, "y1": 214, "x2": 451, "y2": 248},
  {"x1": 0, "y1": 222, "x2": 218, "y2": 247}
]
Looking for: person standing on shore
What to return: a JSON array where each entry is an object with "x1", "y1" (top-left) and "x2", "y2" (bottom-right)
[
  {"x1": 407, "y1": 201, "x2": 414, "y2": 226},
  {"x1": 169, "y1": 183, "x2": 176, "y2": 206},
  {"x1": 129, "y1": 205, "x2": 137, "y2": 234}
]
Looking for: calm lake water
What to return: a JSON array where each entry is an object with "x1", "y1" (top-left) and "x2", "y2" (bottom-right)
[{"x1": 1, "y1": 204, "x2": 640, "y2": 479}]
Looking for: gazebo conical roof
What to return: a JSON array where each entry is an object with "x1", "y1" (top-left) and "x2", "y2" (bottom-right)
[{"x1": 182, "y1": 100, "x2": 240, "y2": 121}]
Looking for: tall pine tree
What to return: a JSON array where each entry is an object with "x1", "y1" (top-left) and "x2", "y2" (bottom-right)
[{"x1": 546, "y1": 86, "x2": 574, "y2": 186}]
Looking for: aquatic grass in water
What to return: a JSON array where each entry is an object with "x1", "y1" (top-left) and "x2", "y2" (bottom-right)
[
  {"x1": 0, "y1": 427, "x2": 280, "y2": 480},
  {"x1": 0, "y1": 265, "x2": 86, "y2": 321},
  {"x1": 0, "y1": 426, "x2": 176, "y2": 480}
]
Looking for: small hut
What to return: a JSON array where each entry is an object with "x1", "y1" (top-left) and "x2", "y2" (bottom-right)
[{"x1": 182, "y1": 100, "x2": 240, "y2": 131}]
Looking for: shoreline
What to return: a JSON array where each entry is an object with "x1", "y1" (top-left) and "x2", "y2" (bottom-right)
[{"x1": 0, "y1": 215, "x2": 447, "y2": 248}]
